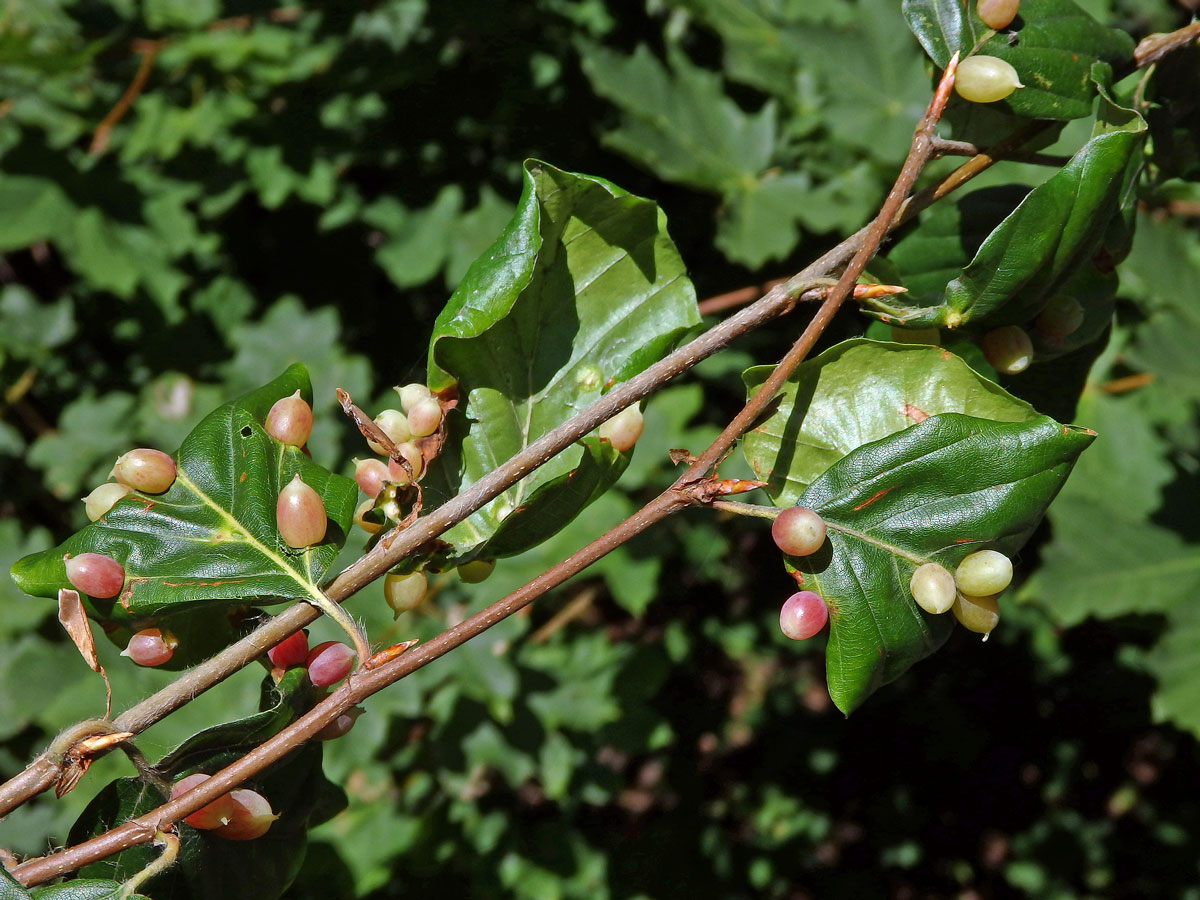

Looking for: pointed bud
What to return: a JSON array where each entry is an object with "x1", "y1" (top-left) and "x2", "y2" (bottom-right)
[
  {"x1": 316, "y1": 707, "x2": 363, "y2": 741},
  {"x1": 952, "y1": 592, "x2": 1000, "y2": 637},
  {"x1": 172, "y1": 774, "x2": 239, "y2": 830},
  {"x1": 977, "y1": 0, "x2": 1019, "y2": 30},
  {"x1": 367, "y1": 409, "x2": 411, "y2": 454},
  {"x1": 83, "y1": 482, "x2": 134, "y2": 521},
  {"x1": 909, "y1": 563, "x2": 957, "y2": 615},
  {"x1": 954, "y1": 549, "x2": 1013, "y2": 596},
  {"x1": 276, "y1": 474, "x2": 327, "y2": 549},
  {"x1": 384, "y1": 571, "x2": 427, "y2": 618},
  {"x1": 779, "y1": 591, "x2": 829, "y2": 641},
  {"x1": 954, "y1": 55, "x2": 1024, "y2": 104},
  {"x1": 458, "y1": 559, "x2": 495, "y2": 584},
  {"x1": 386, "y1": 442, "x2": 425, "y2": 484},
  {"x1": 353, "y1": 498, "x2": 383, "y2": 534},
  {"x1": 112, "y1": 449, "x2": 176, "y2": 494},
  {"x1": 771, "y1": 507, "x2": 827, "y2": 556},
  {"x1": 981, "y1": 325, "x2": 1033, "y2": 374},
  {"x1": 1035, "y1": 295, "x2": 1084, "y2": 340},
  {"x1": 267, "y1": 629, "x2": 309, "y2": 669},
  {"x1": 65, "y1": 552, "x2": 125, "y2": 599},
  {"x1": 264, "y1": 390, "x2": 313, "y2": 447}
]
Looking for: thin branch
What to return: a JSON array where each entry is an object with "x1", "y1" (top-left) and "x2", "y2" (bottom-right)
[
  {"x1": 89, "y1": 40, "x2": 164, "y2": 156},
  {"x1": 529, "y1": 586, "x2": 599, "y2": 644},
  {"x1": 930, "y1": 136, "x2": 1069, "y2": 167},
  {"x1": 697, "y1": 278, "x2": 786, "y2": 316},
  {"x1": 8, "y1": 62, "x2": 962, "y2": 886},
  {"x1": 0, "y1": 52, "x2": 1027, "y2": 822},
  {"x1": 1099, "y1": 372, "x2": 1155, "y2": 394}
]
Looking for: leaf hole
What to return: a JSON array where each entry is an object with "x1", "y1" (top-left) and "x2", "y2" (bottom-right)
[{"x1": 240, "y1": 426, "x2": 253, "y2": 438}]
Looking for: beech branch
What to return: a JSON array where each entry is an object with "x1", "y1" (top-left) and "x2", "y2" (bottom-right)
[
  {"x1": 8, "y1": 58, "x2": 963, "y2": 887},
  {"x1": 0, "y1": 54, "x2": 1018, "y2": 827}
]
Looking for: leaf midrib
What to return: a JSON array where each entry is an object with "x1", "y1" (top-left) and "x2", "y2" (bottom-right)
[{"x1": 174, "y1": 470, "x2": 322, "y2": 606}]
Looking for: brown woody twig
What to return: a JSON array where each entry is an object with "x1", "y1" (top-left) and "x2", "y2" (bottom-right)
[
  {"x1": 89, "y1": 40, "x2": 164, "y2": 156},
  {"x1": 0, "y1": 49, "x2": 1023, "y2": 827},
  {"x1": 9, "y1": 54, "x2": 962, "y2": 888}
]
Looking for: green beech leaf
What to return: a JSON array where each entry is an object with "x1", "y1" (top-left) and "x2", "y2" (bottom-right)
[
  {"x1": 156, "y1": 667, "x2": 317, "y2": 775},
  {"x1": 882, "y1": 185, "x2": 1031, "y2": 305},
  {"x1": 10, "y1": 366, "x2": 357, "y2": 634},
  {"x1": 902, "y1": 0, "x2": 1134, "y2": 120},
  {"x1": 30, "y1": 881, "x2": 151, "y2": 900},
  {"x1": 1146, "y1": 603, "x2": 1200, "y2": 737},
  {"x1": 0, "y1": 867, "x2": 32, "y2": 900},
  {"x1": 424, "y1": 161, "x2": 699, "y2": 560},
  {"x1": 742, "y1": 340, "x2": 1039, "y2": 506},
  {"x1": 70, "y1": 670, "x2": 344, "y2": 900},
  {"x1": 793, "y1": 413, "x2": 1094, "y2": 714},
  {"x1": 863, "y1": 121, "x2": 1142, "y2": 330}
]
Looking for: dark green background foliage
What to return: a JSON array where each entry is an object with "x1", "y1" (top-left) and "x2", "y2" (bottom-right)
[{"x1": 3, "y1": 0, "x2": 1200, "y2": 897}]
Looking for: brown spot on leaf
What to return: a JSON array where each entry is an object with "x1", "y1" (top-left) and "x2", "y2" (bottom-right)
[
  {"x1": 904, "y1": 404, "x2": 929, "y2": 424},
  {"x1": 853, "y1": 486, "x2": 897, "y2": 511},
  {"x1": 160, "y1": 578, "x2": 252, "y2": 587}
]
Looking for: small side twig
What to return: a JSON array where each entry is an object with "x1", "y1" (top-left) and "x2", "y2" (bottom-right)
[
  {"x1": 930, "y1": 136, "x2": 1069, "y2": 167},
  {"x1": 90, "y1": 40, "x2": 164, "y2": 156},
  {"x1": 9, "y1": 54, "x2": 962, "y2": 888},
  {"x1": 529, "y1": 586, "x2": 599, "y2": 644},
  {"x1": 0, "y1": 48, "x2": 1032, "y2": 822},
  {"x1": 697, "y1": 279, "x2": 787, "y2": 316}
]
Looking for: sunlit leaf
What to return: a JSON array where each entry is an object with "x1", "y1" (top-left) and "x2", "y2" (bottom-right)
[
  {"x1": 743, "y1": 340, "x2": 1039, "y2": 506},
  {"x1": 424, "y1": 161, "x2": 699, "y2": 561},
  {"x1": 11, "y1": 367, "x2": 357, "y2": 640},
  {"x1": 793, "y1": 413, "x2": 1094, "y2": 713}
]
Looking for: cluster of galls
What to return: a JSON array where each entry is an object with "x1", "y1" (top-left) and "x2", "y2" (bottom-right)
[
  {"x1": 70, "y1": 391, "x2": 330, "y2": 669},
  {"x1": 978, "y1": 294, "x2": 1087, "y2": 376},
  {"x1": 893, "y1": 2, "x2": 1093, "y2": 376},
  {"x1": 264, "y1": 391, "x2": 329, "y2": 550},
  {"x1": 770, "y1": 507, "x2": 1013, "y2": 641},
  {"x1": 72, "y1": 449, "x2": 181, "y2": 664},
  {"x1": 350, "y1": 382, "x2": 443, "y2": 538},
  {"x1": 908, "y1": 549, "x2": 1012, "y2": 638}
]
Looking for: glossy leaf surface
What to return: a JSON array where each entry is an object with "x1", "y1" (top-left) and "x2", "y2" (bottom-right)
[
  {"x1": 793, "y1": 413, "x2": 1094, "y2": 713},
  {"x1": 742, "y1": 340, "x2": 1039, "y2": 506},
  {"x1": 69, "y1": 669, "x2": 344, "y2": 900},
  {"x1": 0, "y1": 868, "x2": 30, "y2": 900},
  {"x1": 903, "y1": 0, "x2": 1133, "y2": 120},
  {"x1": 10, "y1": 367, "x2": 357, "y2": 626},
  {"x1": 864, "y1": 124, "x2": 1141, "y2": 330},
  {"x1": 425, "y1": 161, "x2": 700, "y2": 560},
  {"x1": 30, "y1": 881, "x2": 151, "y2": 900}
]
